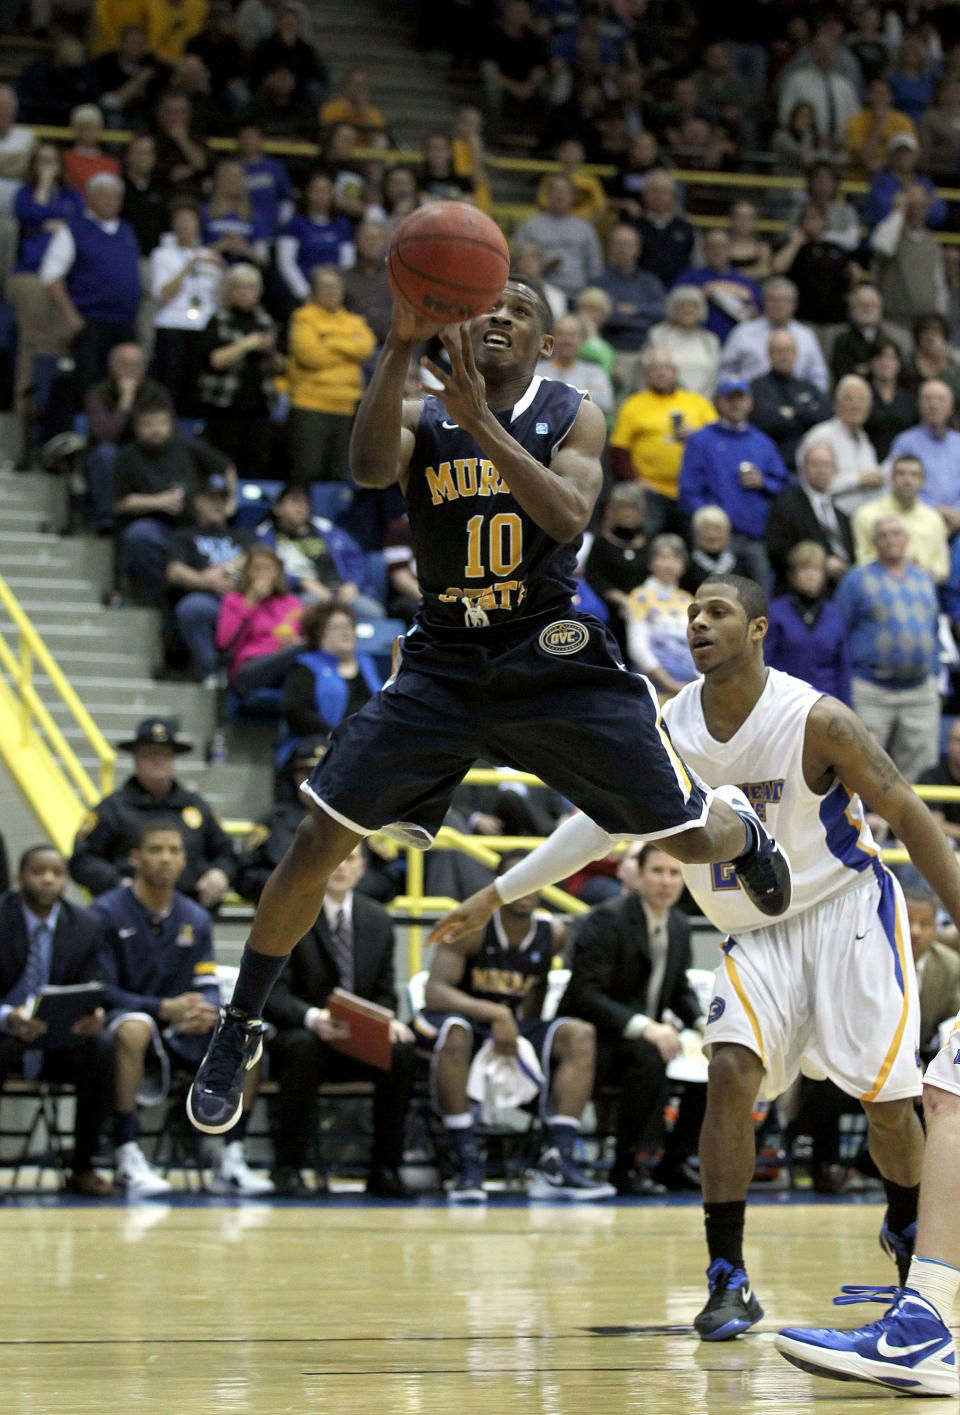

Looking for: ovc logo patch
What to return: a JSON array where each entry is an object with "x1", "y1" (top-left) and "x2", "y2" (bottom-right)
[
  {"x1": 708, "y1": 996, "x2": 726, "y2": 1023},
  {"x1": 539, "y1": 620, "x2": 589, "y2": 656}
]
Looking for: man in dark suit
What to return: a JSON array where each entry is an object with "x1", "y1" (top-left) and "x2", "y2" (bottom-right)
[
  {"x1": 907, "y1": 887, "x2": 960, "y2": 1063},
  {"x1": 264, "y1": 844, "x2": 416, "y2": 1198},
  {"x1": 0, "y1": 844, "x2": 114, "y2": 1195},
  {"x1": 560, "y1": 841, "x2": 704, "y2": 1194},
  {"x1": 765, "y1": 440, "x2": 855, "y2": 596},
  {"x1": 750, "y1": 329, "x2": 832, "y2": 472}
]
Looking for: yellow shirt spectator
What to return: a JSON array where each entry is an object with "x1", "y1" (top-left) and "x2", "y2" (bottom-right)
[
  {"x1": 287, "y1": 297, "x2": 377, "y2": 415},
  {"x1": 147, "y1": 0, "x2": 208, "y2": 64},
  {"x1": 845, "y1": 83, "x2": 916, "y2": 176},
  {"x1": 610, "y1": 386, "x2": 716, "y2": 499},
  {"x1": 852, "y1": 491, "x2": 949, "y2": 582},
  {"x1": 92, "y1": 0, "x2": 150, "y2": 57},
  {"x1": 536, "y1": 140, "x2": 607, "y2": 225}
]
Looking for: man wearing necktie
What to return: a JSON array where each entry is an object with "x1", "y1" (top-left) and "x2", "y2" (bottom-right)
[
  {"x1": 559, "y1": 841, "x2": 706, "y2": 1194},
  {"x1": 0, "y1": 845, "x2": 113, "y2": 1195},
  {"x1": 765, "y1": 441, "x2": 856, "y2": 596},
  {"x1": 265, "y1": 844, "x2": 417, "y2": 1198}
]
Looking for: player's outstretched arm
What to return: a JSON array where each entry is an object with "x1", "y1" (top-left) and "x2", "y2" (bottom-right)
[
  {"x1": 349, "y1": 297, "x2": 439, "y2": 488},
  {"x1": 808, "y1": 697, "x2": 960, "y2": 927},
  {"x1": 427, "y1": 814, "x2": 616, "y2": 946}
]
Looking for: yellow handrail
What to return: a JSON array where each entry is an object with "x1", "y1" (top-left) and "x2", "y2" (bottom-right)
[{"x1": 0, "y1": 571, "x2": 115, "y2": 801}]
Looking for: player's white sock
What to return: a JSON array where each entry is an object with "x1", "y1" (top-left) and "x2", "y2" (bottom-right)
[
  {"x1": 443, "y1": 1113, "x2": 473, "y2": 1130},
  {"x1": 907, "y1": 1255, "x2": 960, "y2": 1316}
]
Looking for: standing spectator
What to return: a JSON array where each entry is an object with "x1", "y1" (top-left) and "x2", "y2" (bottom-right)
[
  {"x1": 149, "y1": 198, "x2": 223, "y2": 415},
  {"x1": 559, "y1": 841, "x2": 705, "y2": 1195},
  {"x1": 318, "y1": 67, "x2": 387, "y2": 145},
  {"x1": 593, "y1": 222, "x2": 665, "y2": 362},
  {"x1": 512, "y1": 173, "x2": 603, "y2": 303},
  {"x1": 92, "y1": 0, "x2": 152, "y2": 55},
  {"x1": 264, "y1": 844, "x2": 415, "y2": 1198},
  {"x1": 750, "y1": 329, "x2": 832, "y2": 471},
  {"x1": 583, "y1": 484, "x2": 648, "y2": 646},
  {"x1": 249, "y1": 4, "x2": 324, "y2": 104},
  {"x1": 201, "y1": 158, "x2": 270, "y2": 268},
  {"x1": 872, "y1": 183, "x2": 950, "y2": 326},
  {"x1": 765, "y1": 541, "x2": 852, "y2": 704},
  {"x1": 675, "y1": 227, "x2": 761, "y2": 344},
  {"x1": 681, "y1": 505, "x2": 752, "y2": 595},
  {"x1": 0, "y1": 845, "x2": 113, "y2": 1196},
  {"x1": 916, "y1": 720, "x2": 960, "y2": 849},
  {"x1": 863, "y1": 132, "x2": 948, "y2": 229},
  {"x1": 243, "y1": 63, "x2": 316, "y2": 141},
  {"x1": 606, "y1": 130, "x2": 667, "y2": 223},
  {"x1": 853, "y1": 453, "x2": 950, "y2": 582},
  {"x1": 216, "y1": 546, "x2": 303, "y2": 697},
  {"x1": 276, "y1": 172, "x2": 354, "y2": 306},
  {"x1": 918, "y1": 77, "x2": 960, "y2": 183},
  {"x1": 719, "y1": 276, "x2": 830, "y2": 391},
  {"x1": 834, "y1": 513, "x2": 941, "y2": 782},
  {"x1": 799, "y1": 374, "x2": 886, "y2": 517},
  {"x1": 0, "y1": 86, "x2": 35, "y2": 216},
  {"x1": 40, "y1": 173, "x2": 142, "y2": 399},
  {"x1": 678, "y1": 377, "x2": 789, "y2": 585},
  {"x1": 845, "y1": 77, "x2": 917, "y2": 176},
  {"x1": 186, "y1": 3, "x2": 249, "y2": 114},
  {"x1": 887, "y1": 31, "x2": 941, "y2": 124},
  {"x1": 282, "y1": 604, "x2": 382, "y2": 748},
  {"x1": 120, "y1": 133, "x2": 167, "y2": 256},
  {"x1": 887, "y1": 380, "x2": 960, "y2": 535},
  {"x1": 535, "y1": 314, "x2": 613, "y2": 418},
  {"x1": 769, "y1": 203, "x2": 859, "y2": 328},
  {"x1": 635, "y1": 171, "x2": 696, "y2": 289},
  {"x1": 165, "y1": 477, "x2": 253, "y2": 682},
  {"x1": 198, "y1": 263, "x2": 280, "y2": 481},
  {"x1": 625, "y1": 534, "x2": 697, "y2": 696},
  {"x1": 16, "y1": 34, "x2": 99, "y2": 128},
  {"x1": 319, "y1": 122, "x2": 370, "y2": 223},
  {"x1": 254, "y1": 483, "x2": 381, "y2": 616},
  {"x1": 608, "y1": 349, "x2": 715, "y2": 537},
  {"x1": 727, "y1": 200, "x2": 772, "y2": 281},
  {"x1": 147, "y1": 0, "x2": 209, "y2": 64},
  {"x1": 831, "y1": 283, "x2": 912, "y2": 383},
  {"x1": 62, "y1": 106, "x2": 120, "y2": 195},
  {"x1": 419, "y1": 132, "x2": 475, "y2": 203},
  {"x1": 70, "y1": 716, "x2": 237, "y2": 908},
  {"x1": 777, "y1": 29, "x2": 860, "y2": 151},
  {"x1": 479, "y1": 0, "x2": 548, "y2": 142},
  {"x1": 286, "y1": 266, "x2": 376, "y2": 485},
  {"x1": 765, "y1": 440, "x2": 855, "y2": 597},
  {"x1": 151, "y1": 90, "x2": 210, "y2": 197},
  {"x1": 865, "y1": 338, "x2": 917, "y2": 459},
  {"x1": 341, "y1": 220, "x2": 391, "y2": 348},
  {"x1": 645, "y1": 286, "x2": 721, "y2": 400},
  {"x1": 236, "y1": 122, "x2": 293, "y2": 234},
  {"x1": 84, "y1": 342, "x2": 173, "y2": 534},
  {"x1": 798, "y1": 160, "x2": 862, "y2": 251}
]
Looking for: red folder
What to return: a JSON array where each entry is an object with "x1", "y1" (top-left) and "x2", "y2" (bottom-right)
[{"x1": 327, "y1": 988, "x2": 394, "y2": 1071}]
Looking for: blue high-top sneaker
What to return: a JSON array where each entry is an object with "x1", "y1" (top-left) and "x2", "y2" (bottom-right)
[{"x1": 694, "y1": 1258, "x2": 764, "y2": 1340}]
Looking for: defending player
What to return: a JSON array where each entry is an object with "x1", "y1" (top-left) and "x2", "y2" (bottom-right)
[
  {"x1": 187, "y1": 283, "x2": 791, "y2": 1136},
  {"x1": 430, "y1": 575, "x2": 960, "y2": 1342}
]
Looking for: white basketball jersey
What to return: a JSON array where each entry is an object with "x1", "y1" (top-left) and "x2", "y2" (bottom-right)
[{"x1": 662, "y1": 668, "x2": 881, "y2": 934}]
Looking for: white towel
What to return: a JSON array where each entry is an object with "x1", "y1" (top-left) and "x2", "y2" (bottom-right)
[{"x1": 466, "y1": 1036, "x2": 545, "y2": 1125}]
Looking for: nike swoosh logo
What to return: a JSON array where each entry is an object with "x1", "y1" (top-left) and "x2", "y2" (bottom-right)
[
  {"x1": 876, "y1": 1333, "x2": 944, "y2": 1360},
  {"x1": 741, "y1": 1287, "x2": 752, "y2": 1304},
  {"x1": 855, "y1": 931, "x2": 868, "y2": 940},
  {"x1": 442, "y1": 420, "x2": 459, "y2": 429}
]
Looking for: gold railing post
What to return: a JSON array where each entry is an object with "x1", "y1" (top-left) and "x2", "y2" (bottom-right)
[
  {"x1": 405, "y1": 845, "x2": 425, "y2": 975},
  {"x1": 18, "y1": 628, "x2": 32, "y2": 743}
]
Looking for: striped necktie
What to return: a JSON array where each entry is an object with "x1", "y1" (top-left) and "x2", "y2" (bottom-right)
[
  {"x1": 21, "y1": 923, "x2": 51, "y2": 1080},
  {"x1": 329, "y1": 907, "x2": 354, "y2": 992}
]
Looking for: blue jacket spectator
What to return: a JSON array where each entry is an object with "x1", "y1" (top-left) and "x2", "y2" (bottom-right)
[
  {"x1": 594, "y1": 223, "x2": 665, "y2": 351},
  {"x1": 887, "y1": 380, "x2": 960, "y2": 533},
  {"x1": 765, "y1": 544, "x2": 852, "y2": 704},
  {"x1": 93, "y1": 884, "x2": 218, "y2": 1022},
  {"x1": 200, "y1": 157, "x2": 272, "y2": 264},
  {"x1": 280, "y1": 603, "x2": 383, "y2": 764},
  {"x1": 255, "y1": 484, "x2": 384, "y2": 618},
  {"x1": 938, "y1": 533, "x2": 960, "y2": 629},
  {"x1": 14, "y1": 149, "x2": 83, "y2": 272},
  {"x1": 675, "y1": 228, "x2": 762, "y2": 343},
  {"x1": 276, "y1": 172, "x2": 355, "y2": 303},
  {"x1": 237, "y1": 124, "x2": 293, "y2": 233},
  {"x1": 862, "y1": 135, "x2": 948, "y2": 229}
]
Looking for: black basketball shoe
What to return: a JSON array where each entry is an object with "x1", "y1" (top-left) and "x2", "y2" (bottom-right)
[
  {"x1": 714, "y1": 784, "x2": 792, "y2": 917},
  {"x1": 186, "y1": 1006, "x2": 265, "y2": 1134}
]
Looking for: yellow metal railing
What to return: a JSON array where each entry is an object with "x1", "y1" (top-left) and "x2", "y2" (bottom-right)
[{"x1": 0, "y1": 570, "x2": 115, "y2": 805}]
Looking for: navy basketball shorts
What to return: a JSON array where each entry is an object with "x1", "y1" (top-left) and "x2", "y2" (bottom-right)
[{"x1": 302, "y1": 609, "x2": 709, "y2": 846}]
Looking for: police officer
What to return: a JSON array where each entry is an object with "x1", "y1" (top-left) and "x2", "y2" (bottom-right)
[{"x1": 69, "y1": 717, "x2": 237, "y2": 909}]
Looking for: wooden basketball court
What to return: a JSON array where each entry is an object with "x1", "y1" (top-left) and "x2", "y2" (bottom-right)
[{"x1": 1, "y1": 1194, "x2": 928, "y2": 1412}]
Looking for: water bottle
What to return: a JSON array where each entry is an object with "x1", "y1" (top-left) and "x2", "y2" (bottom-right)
[{"x1": 207, "y1": 729, "x2": 227, "y2": 764}]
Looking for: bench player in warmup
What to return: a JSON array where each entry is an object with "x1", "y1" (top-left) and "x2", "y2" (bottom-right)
[
  {"x1": 430, "y1": 574, "x2": 960, "y2": 1344},
  {"x1": 186, "y1": 277, "x2": 791, "y2": 1159}
]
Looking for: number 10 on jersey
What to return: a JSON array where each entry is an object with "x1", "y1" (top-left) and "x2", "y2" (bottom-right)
[{"x1": 465, "y1": 513, "x2": 523, "y2": 578}]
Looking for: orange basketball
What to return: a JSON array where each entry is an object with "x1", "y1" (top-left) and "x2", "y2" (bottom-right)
[{"x1": 387, "y1": 201, "x2": 510, "y2": 324}]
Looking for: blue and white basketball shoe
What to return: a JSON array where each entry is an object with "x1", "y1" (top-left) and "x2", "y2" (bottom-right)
[{"x1": 775, "y1": 1286, "x2": 958, "y2": 1396}]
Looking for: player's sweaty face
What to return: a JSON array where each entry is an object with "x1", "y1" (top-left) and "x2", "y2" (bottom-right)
[
  {"x1": 470, "y1": 285, "x2": 546, "y2": 372},
  {"x1": 686, "y1": 588, "x2": 750, "y2": 671}
]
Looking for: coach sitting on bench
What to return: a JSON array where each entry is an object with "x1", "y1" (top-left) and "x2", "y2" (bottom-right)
[{"x1": 0, "y1": 844, "x2": 114, "y2": 1196}]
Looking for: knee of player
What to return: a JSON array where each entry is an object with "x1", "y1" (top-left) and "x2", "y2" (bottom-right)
[
  {"x1": 114, "y1": 1016, "x2": 152, "y2": 1053},
  {"x1": 439, "y1": 1022, "x2": 473, "y2": 1063},
  {"x1": 922, "y1": 1083, "x2": 960, "y2": 1125},
  {"x1": 556, "y1": 1017, "x2": 595, "y2": 1059},
  {"x1": 706, "y1": 1042, "x2": 762, "y2": 1099},
  {"x1": 862, "y1": 1095, "x2": 918, "y2": 1134}
]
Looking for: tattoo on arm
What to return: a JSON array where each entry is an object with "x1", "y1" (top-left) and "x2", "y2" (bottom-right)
[{"x1": 824, "y1": 709, "x2": 901, "y2": 796}]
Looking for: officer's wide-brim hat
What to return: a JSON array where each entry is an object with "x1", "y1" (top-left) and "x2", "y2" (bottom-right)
[{"x1": 116, "y1": 716, "x2": 193, "y2": 755}]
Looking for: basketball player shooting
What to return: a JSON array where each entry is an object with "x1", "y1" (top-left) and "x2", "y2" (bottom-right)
[{"x1": 186, "y1": 277, "x2": 791, "y2": 1139}]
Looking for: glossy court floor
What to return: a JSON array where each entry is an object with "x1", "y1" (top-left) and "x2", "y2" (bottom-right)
[{"x1": 2, "y1": 1192, "x2": 941, "y2": 1413}]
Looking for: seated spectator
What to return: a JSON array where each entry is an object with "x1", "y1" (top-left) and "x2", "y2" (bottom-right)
[
  {"x1": 769, "y1": 202, "x2": 860, "y2": 327},
  {"x1": 236, "y1": 736, "x2": 327, "y2": 902},
  {"x1": 907, "y1": 312, "x2": 960, "y2": 403},
  {"x1": 276, "y1": 173, "x2": 354, "y2": 306},
  {"x1": 907, "y1": 887, "x2": 960, "y2": 1064},
  {"x1": 286, "y1": 266, "x2": 376, "y2": 484},
  {"x1": 319, "y1": 123, "x2": 370, "y2": 224},
  {"x1": 416, "y1": 852, "x2": 612, "y2": 1203},
  {"x1": 918, "y1": 76, "x2": 960, "y2": 183},
  {"x1": 777, "y1": 29, "x2": 859, "y2": 151},
  {"x1": 887, "y1": 31, "x2": 941, "y2": 126},
  {"x1": 147, "y1": 0, "x2": 209, "y2": 64},
  {"x1": 693, "y1": 39, "x2": 750, "y2": 142},
  {"x1": 606, "y1": 130, "x2": 667, "y2": 224},
  {"x1": 40, "y1": 173, "x2": 142, "y2": 401},
  {"x1": 719, "y1": 276, "x2": 829, "y2": 391},
  {"x1": 264, "y1": 844, "x2": 414, "y2": 1197},
  {"x1": 318, "y1": 66, "x2": 386, "y2": 145},
  {"x1": 865, "y1": 338, "x2": 917, "y2": 459},
  {"x1": 479, "y1": 0, "x2": 548, "y2": 142},
  {"x1": 151, "y1": 90, "x2": 210, "y2": 197},
  {"x1": 165, "y1": 477, "x2": 253, "y2": 682},
  {"x1": 887, "y1": 380, "x2": 960, "y2": 536},
  {"x1": 765, "y1": 440, "x2": 854, "y2": 596},
  {"x1": 750, "y1": 329, "x2": 832, "y2": 471},
  {"x1": 379, "y1": 513, "x2": 418, "y2": 624},
  {"x1": 256, "y1": 483, "x2": 383, "y2": 617},
  {"x1": 681, "y1": 505, "x2": 752, "y2": 595},
  {"x1": 831, "y1": 284, "x2": 912, "y2": 383},
  {"x1": 70, "y1": 716, "x2": 237, "y2": 908},
  {"x1": 115, "y1": 404, "x2": 235, "y2": 600},
  {"x1": 201, "y1": 159, "x2": 270, "y2": 268},
  {"x1": 282, "y1": 602, "x2": 382, "y2": 749},
  {"x1": 872, "y1": 183, "x2": 950, "y2": 327},
  {"x1": 366, "y1": 163, "x2": 420, "y2": 234},
  {"x1": 236, "y1": 123, "x2": 293, "y2": 235},
  {"x1": 583, "y1": 484, "x2": 648, "y2": 649},
  {"x1": 250, "y1": 2, "x2": 325, "y2": 105},
  {"x1": 636, "y1": 171, "x2": 696, "y2": 289},
  {"x1": 625, "y1": 534, "x2": 696, "y2": 696},
  {"x1": 0, "y1": 85, "x2": 35, "y2": 215},
  {"x1": 845, "y1": 77, "x2": 917, "y2": 177},
  {"x1": 676, "y1": 227, "x2": 761, "y2": 343},
  {"x1": 864, "y1": 131, "x2": 948, "y2": 230},
  {"x1": 535, "y1": 314, "x2": 613, "y2": 417},
  {"x1": 121, "y1": 133, "x2": 166, "y2": 256},
  {"x1": 644, "y1": 286, "x2": 720, "y2": 401},
  {"x1": 216, "y1": 546, "x2": 303, "y2": 697},
  {"x1": 6, "y1": 143, "x2": 82, "y2": 408},
  {"x1": 0, "y1": 845, "x2": 113, "y2": 1196},
  {"x1": 84, "y1": 343, "x2": 173, "y2": 535},
  {"x1": 797, "y1": 160, "x2": 862, "y2": 252},
  {"x1": 591, "y1": 223, "x2": 665, "y2": 364},
  {"x1": 93, "y1": 820, "x2": 268, "y2": 1198},
  {"x1": 560, "y1": 841, "x2": 705, "y2": 1194},
  {"x1": 242, "y1": 62, "x2": 317, "y2": 141},
  {"x1": 419, "y1": 131, "x2": 475, "y2": 203},
  {"x1": 198, "y1": 263, "x2": 280, "y2": 481},
  {"x1": 916, "y1": 719, "x2": 960, "y2": 849},
  {"x1": 92, "y1": 0, "x2": 152, "y2": 55},
  {"x1": 727, "y1": 200, "x2": 773, "y2": 281},
  {"x1": 150, "y1": 199, "x2": 223, "y2": 415},
  {"x1": 451, "y1": 105, "x2": 492, "y2": 212},
  {"x1": 573, "y1": 287, "x2": 617, "y2": 380},
  {"x1": 511, "y1": 240, "x2": 567, "y2": 325},
  {"x1": 853, "y1": 453, "x2": 949, "y2": 583},
  {"x1": 772, "y1": 101, "x2": 832, "y2": 176},
  {"x1": 608, "y1": 348, "x2": 715, "y2": 537},
  {"x1": 166, "y1": 53, "x2": 230, "y2": 138},
  {"x1": 765, "y1": 541, "x2": 852, "y2": 703},
  {"x1": 535, "y1": 139, "x2": 606, "y2": 225},
  {"x1": 341, "y1": 220, "x2": 391, "y2": 348},
  {"x1": 186, "y1": 2, "x2": 249, "y2": 114},
  {"x1": 61, "y1": 106, "x2": 120, "y2": 196},
  {"x1": 513, "y1": 173, "x2": 603, "y2": 303},
  {"x1": 17, "y1": 33, "x2": 99, "y2": 128},
  {"x1": 679, "y1": 377, "x2": 788, "y2": 586},
  {"x1": 798, "y1": 375, "x2": 885, "y2": 517}
]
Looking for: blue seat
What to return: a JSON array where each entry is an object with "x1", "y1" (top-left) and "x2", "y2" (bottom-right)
[
  {"x1": 234, "y1": 479, "x2": 283, "y2": 530},
  {"x1": 362, "y1": 549, "x2": 388, "y2": 605},
  {"x1": 355, "y1": 617, "x2": 405, "y2": 676},
  {"x1": 310, "y1": 481, "x2": 353, "y2": 522},
  {"x1": 224, "y1": 685, "x2": 285, "y2": 723}
]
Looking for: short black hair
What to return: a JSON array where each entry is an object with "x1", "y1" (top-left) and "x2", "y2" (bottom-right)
[
  {"x1": 699, "y1": 573, "x2": 769, "y2": 622},
  {"x1": 504, "y1": 274, "x2": 554, "y2": 334},
  {"x1": 137, "y1": 817, "x2": 184, "y2": 847},
  {"x1": 902, "y1": 885, "x2": 938, "y2": 912},
  {"x1": 18, "y1": 843, "x2": 62, "y2": 872},
  {"x1": 497, "y1": 848, "x2": 529, "y2": 876}
]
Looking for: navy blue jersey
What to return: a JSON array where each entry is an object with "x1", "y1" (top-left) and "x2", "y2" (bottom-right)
[
  {"x1": 462, "y1": 914, "x2": 553, "y2": 1015},
  {"x1": 406, "y1": 376, "x2": 586, "y2": 629},
  {"x1": 91, "y1": 886, "x2": 219, "y2": 1018}
]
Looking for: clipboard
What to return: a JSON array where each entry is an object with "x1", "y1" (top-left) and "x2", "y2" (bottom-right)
[{"x1": 327, "y1": 988, "x2": 394, "y2": 1071}]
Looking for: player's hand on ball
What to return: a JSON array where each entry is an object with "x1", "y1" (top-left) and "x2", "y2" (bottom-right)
[
  {"x1": 391, "y1": 295, "x2": 442, "y2": 345},
  {"x1": 427, "y1": 882, "x2": 501, "y2": 946},
  {"x1": 421, "y1": 325, "x2": 487, "y2": 432}
]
